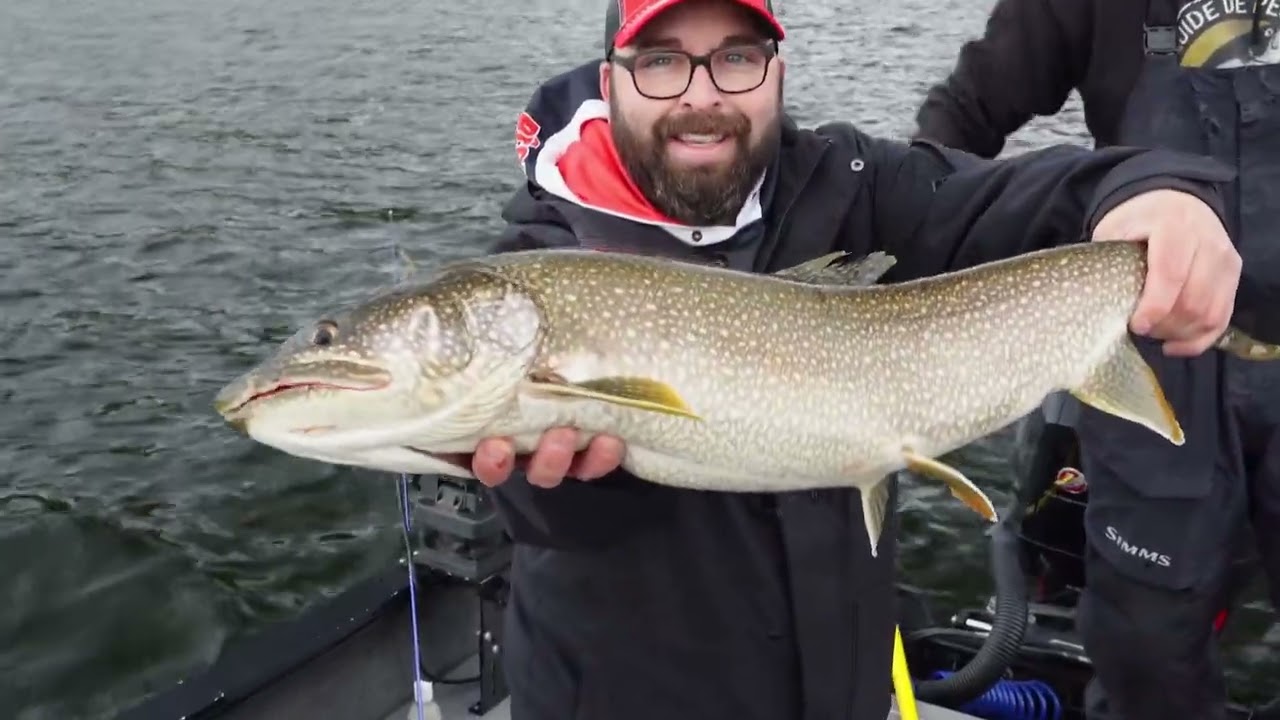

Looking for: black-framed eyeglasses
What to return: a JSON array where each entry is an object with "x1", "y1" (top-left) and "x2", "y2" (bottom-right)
[{"x1": 610, "y1": 41, "x2": 777, "y2": 100}]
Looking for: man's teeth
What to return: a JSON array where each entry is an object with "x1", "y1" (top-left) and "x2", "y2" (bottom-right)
[{"x1": 677, "y1": 133, "x2": 725, "y2": 144}]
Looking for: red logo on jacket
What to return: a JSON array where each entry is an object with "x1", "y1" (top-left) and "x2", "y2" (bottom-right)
[{"x1": 515, "y1": 111, "x2": 542, "y2": 164}]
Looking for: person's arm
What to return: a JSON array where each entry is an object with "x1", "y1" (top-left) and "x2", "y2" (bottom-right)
[
  {"x1": 478, "y1": 183, "x2": 672, "y2": 551},
  {"x1": 488, "y1": 182, "x2": 581, "y2": 253},
  {"x1": 912, "y1": 0, "x2": 1091, "y2": 158},
  {"x1": 845, "y1": 130, "x2": 1235, "y2": 280}
]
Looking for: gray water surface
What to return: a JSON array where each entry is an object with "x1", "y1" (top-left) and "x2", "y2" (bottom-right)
[{"x1": 1, "y1": 0, "x2": 1274, "y2": 717}]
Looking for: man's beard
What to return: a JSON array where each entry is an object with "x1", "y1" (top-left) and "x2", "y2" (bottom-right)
[{"x1": 611, "y1": 97, "x2": 780, "y2": 227}]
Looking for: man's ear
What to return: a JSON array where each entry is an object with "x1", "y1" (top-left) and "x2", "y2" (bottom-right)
[{"x1": 599, "y1": 60, "x2": 611, "y2": 101}]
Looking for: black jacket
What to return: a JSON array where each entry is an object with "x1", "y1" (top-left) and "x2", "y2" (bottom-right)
[
  {"x1": 910, "y1": 0, "x2": 1280, "y2": 349},
  {"x1": 912, "y1": 0, "x2": 1166, "y2": 158},
  {"x1": 485, "y1": 60, "x2": 1232, "y2": 720}
]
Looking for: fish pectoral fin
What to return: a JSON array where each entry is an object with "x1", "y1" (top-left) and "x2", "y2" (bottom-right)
[
  {"x1": 1070, "y1": 337, "x2": 1184, "y2": 445},
  {"x1": 1216, "y1": 325, "x2": 1280, "y2": 361},
  {"x1": 861, "y1": 478, "x2": 892, "y2": 558},
  {"x1": 524, "y1": 375, "x2": 702, "y2": 420},
  {"x1": 902, "y1": 450, "x2": 998, "y2": 523},
  {"x1": 773, "y1": 250, "x2": 898, "y2": 286}
]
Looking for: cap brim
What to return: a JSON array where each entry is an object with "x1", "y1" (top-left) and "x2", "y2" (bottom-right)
[{"x1": 612, "y1": 0, "x2": 786, "y2": 50}]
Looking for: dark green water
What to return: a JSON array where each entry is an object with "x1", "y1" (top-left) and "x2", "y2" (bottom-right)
[{"x1": 0, "y1": 0, "x2": 1274, "y2": 717}]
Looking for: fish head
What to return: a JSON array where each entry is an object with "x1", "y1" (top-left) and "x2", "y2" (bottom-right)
[{"x1": 213, "y1": 263, "x2": 544, "y2": 473}]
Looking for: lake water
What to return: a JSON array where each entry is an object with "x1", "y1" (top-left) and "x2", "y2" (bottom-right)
[{"x1": 0, "y1": 0, "x2": 1274, "y2": 716}]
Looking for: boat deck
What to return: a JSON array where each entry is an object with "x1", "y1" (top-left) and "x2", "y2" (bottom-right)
[
  {"x1": 117, "y1": 564, "x2": 985, "y2": 720},
  {"x1": 390, "y1": 655, "x2": 981, "y2": 720}
]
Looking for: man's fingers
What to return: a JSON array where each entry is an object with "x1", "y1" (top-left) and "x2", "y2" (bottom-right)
[
  {"x1": 1163, "y1": 335, "x2": 1217, "y2": 357},
  {"x1": 526, "y1": 427, "x2": 579, "y2": 488},
  {"x1": 1159, "y1": 243, "x2": 1238, "y2": 356},
  {"x1": 569, "y1": 434, "x2": 626, "y2": 480},
  {"x1": 472, "y1": 437, "x2": 515, "y2": 487},
  {"x1": 1090, "y1": 218, "x2": 1137, "y2": 244},
  {"x1": 1092, "y1": 188, "x2": 1240, "y2": 355},
  {"x1": 1147, "y1": 235, "x2": 1208, "y2": 343},
  {"x1": 1134, "y1": 229, "x2": 1197, "y2": 336},
  {"x1": 472, "y1": 429, "x2": 625, "y2": 489}
]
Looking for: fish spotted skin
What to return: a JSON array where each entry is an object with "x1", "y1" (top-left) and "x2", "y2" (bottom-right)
[{"x1": 214, "y1": 241, "x2": 1280, "y2": 556}]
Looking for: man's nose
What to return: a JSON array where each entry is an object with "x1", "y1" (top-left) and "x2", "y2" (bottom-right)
[{"x1": 681, "y1": 64, "x2": 722, "y2": 108}]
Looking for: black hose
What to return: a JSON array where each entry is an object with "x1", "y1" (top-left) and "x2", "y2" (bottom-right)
[{"x1": 913, "y1": 520, "x2": 1029, "y2": 706}]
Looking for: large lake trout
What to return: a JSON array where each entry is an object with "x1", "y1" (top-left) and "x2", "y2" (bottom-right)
[{"x1": 213, "y1": 242, "x2": 1280, "y2": 556}]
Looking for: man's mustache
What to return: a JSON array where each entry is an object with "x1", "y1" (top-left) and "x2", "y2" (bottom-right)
[{"x1": 654, "y1": 111, "x2": 751, "y2": 139}]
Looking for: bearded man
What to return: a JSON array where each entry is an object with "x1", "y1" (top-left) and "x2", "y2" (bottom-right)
[{"x1": 461, "y1": 1, "x2": 1246, "y2": 719}]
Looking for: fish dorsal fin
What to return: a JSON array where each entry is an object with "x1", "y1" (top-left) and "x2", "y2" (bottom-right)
[{"x1": 773, "y1": 251, "x2": 898, "y2": 286}]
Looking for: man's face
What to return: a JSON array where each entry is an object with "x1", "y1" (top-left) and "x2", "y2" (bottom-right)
[{"x1": 601, "y1": 0, "x2": 784, "y2": 226}]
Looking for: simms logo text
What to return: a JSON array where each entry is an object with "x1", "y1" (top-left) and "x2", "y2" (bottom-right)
[{"x1": 1105, "y1": 526, "x2": 1172, "y2": 567}]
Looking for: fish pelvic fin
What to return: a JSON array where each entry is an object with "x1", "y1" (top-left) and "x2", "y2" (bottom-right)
[
  {"x1": 902, "y1": 450, "x2": 998, "y2": 524},
  {"x1": 1216, "y1": 325, "x2": 1280, "y2": 360},
  {"x1": 1070, "y1": 337, "x2": 1184, "y2": 445},
  {"x1": 525, "y1": 374, "x2": 703, "y2": 420},
  {"x1": 861, "y1": 478, "x2": 892, "y2": 558},
  {"x1": 773, "y1": 251, "x2": 898, "y2": 286}
]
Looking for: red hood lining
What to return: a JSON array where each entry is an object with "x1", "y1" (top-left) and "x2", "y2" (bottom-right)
[
  {"x1": 532, "y1": 99, "x2": 766, "y2": 242},
  {"x1": 555, "y1": 117, "x2": 678, "y2": 224}
]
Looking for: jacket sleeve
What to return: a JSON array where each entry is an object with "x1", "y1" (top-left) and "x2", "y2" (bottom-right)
[
  {"x1": 911, "y1": 0, "x2": 1090, "y2": 158},
  {"x1": 840, "y1": 130, "x2": 1236, "y2": 280},
  {"x1": 1234, "y1": 281, "x2": 1280, "y2": 345},
  {"x1": 479, "y1": 183, "x2": 674, "y2": 550},
  {"x1": 488, "y1": 181, "x2": 582, "y2": 253}
]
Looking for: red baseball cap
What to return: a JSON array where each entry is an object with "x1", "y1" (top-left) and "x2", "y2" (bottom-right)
[{"x1": 604, "y1": 0, "x2": 785, "y2": 54}]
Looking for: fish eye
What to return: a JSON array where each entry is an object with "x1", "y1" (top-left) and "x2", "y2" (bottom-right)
[{"x1": 312, "y1": 320, "x2": 339, "y2": 346}]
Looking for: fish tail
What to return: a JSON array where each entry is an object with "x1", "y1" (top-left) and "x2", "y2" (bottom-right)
[
  {"x1": 1070, "y1": 336, "x2": 1184, "y2": 446},
  {"x1": 1216, "y1": 325, "x2": 1280, "y2": 360}
]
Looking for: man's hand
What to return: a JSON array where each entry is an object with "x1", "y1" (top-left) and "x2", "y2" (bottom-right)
[
  {"x1": 1092, "y1": 188, "x2": 1240, "y2": 356},
  {"x1": 471, "y1": 428, "x2": 626, "y2": 488}
]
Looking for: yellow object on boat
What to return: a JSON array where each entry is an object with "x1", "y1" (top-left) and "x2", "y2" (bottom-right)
[{"x1": 893, "y1": 625, "x2": 919, "y2": 720}]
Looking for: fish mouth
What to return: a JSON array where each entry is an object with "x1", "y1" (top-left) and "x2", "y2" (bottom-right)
[
  {"x1": 214, "y1": 362, "x2": 393, "y2": 419},
  {"x1": 403, "y1": 447, "x2": 474, "y2": 476}
]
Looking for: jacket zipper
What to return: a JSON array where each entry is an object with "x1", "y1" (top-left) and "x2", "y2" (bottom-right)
[{"x1": 753, "y1": 139, "x2": 831, "y2": 274}]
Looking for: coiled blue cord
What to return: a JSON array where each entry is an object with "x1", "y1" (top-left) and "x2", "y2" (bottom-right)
[{"x1": 928, "y1": 671, "x2": 1062, "y2": 720}]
